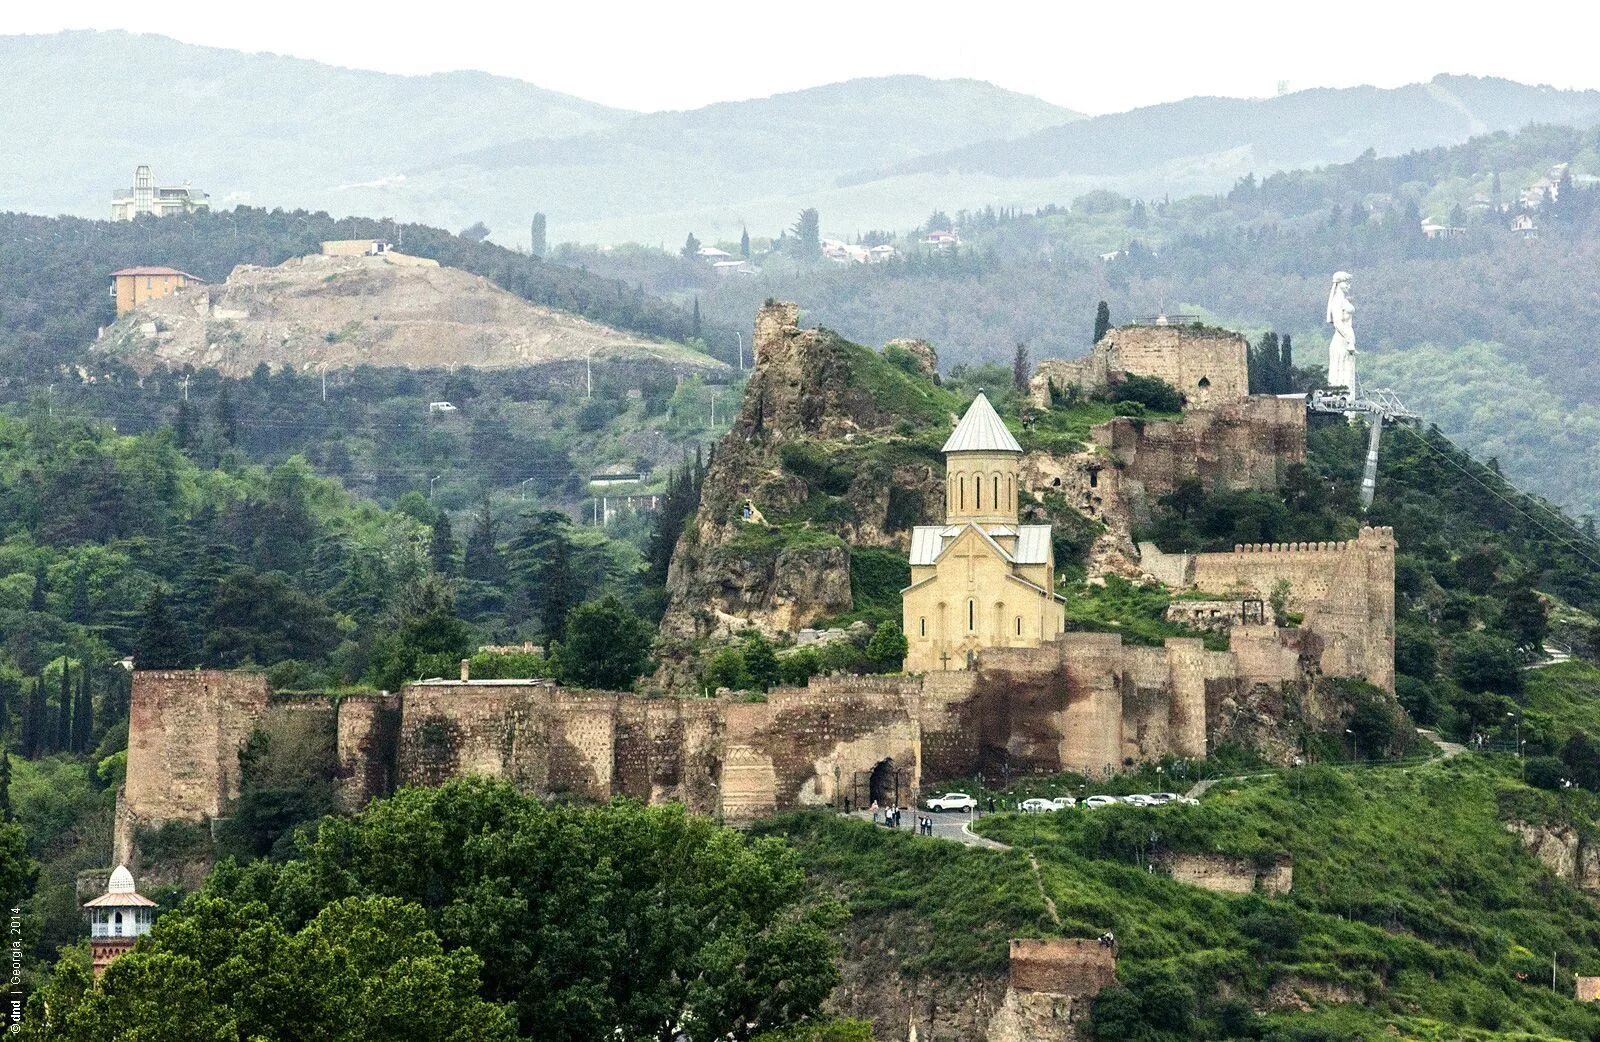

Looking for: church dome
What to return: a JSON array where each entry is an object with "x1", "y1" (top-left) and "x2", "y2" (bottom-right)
[{"x1": 108, "y1": 865, "x2": 136, "y2": 894}]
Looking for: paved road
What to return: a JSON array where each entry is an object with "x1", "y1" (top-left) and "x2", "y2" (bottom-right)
[{"x1": 849, "y1": 809, "x2": 1008, "y2": 849}]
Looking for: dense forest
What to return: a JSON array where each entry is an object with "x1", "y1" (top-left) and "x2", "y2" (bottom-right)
[{"x1": 560, "y1": 123, "x2": 1600, "y2": 516}]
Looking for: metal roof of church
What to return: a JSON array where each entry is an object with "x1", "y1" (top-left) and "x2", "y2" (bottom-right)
[
  {"x1": 941, "y1": 392, "x2": 1022, "y2": 454},
  {"x1": 909, "y1": 523, "x2": 1052, "y2": 565}
]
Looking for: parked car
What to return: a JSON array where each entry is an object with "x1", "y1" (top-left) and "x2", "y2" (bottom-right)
[
  {"x1": 926, "y1": 792, "x2": 977, "y2": 812},
  {"x1": 1050, "y1": 796, "x2": 1077, "y2": 810},
  {"x1": 1147, "y1": 792, "x2": 1181, "y2": 804},
  {"x1": 1175, "y1": 795, "x2": 1200, "y2": 806},
  {"x1": 1122, "y1": 794, "x2": 1158, "y2": 807},
  {"x1": 1083, "y1": 795, "x2": 1120, "y2": 809},
  {"x1": 1020, "y1": 798, "x2": 1055, "y2": 813}
]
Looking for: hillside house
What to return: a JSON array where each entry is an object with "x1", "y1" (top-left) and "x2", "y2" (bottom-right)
[
  {"x1": 111, "y1": 165, "x2": 208, "y2": 221},
  {"x1": 109, "y1": 266, "x2": 202, "y2": 315}
]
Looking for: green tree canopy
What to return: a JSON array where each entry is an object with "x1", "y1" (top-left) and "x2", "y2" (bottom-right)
[
  {"x1": 552, "y1": 594, "x2": 654, "y2": 690},
  {"x1": 196, "y1": 780, "x2": 841, "y2": 1042}
]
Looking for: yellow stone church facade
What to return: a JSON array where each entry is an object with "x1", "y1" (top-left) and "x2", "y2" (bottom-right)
[{"x1": 902, "y1": 393, "x2": 1065, "y2": 671}]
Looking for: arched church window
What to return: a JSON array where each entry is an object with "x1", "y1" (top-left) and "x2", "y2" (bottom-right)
[
  {"x1": 1198, "y1": 376, "x2": 1211, "y2": 390},
  {"x1": 993, "y1": 475, "x2": 1000, "y2": 510},
  {"x1": 968, "y1": 599, "x2": 975, "y2": 631},
  {"x1": 959, "y1": 476, "x2": 965, "y2": 510},
  {"x1": 920, "y1": 617, "x2": 926, "y2": 637},
  {"x1": 1016, "y1": 616, "x2": 1023, "y2": 636},
  {"x1": 976, "y1": 478, "x2": 982, "y2": 510}
]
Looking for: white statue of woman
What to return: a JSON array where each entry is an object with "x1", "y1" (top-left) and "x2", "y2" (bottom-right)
[{"x1": 1326, "y1": 271, "x2": 1357, "y2": 393}]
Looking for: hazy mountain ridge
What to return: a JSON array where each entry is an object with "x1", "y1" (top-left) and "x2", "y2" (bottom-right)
[
  {"x1": 0, "y1": 30, "x2": 631, "y2": 215},
  {"x1": 848, "y1": 75, "x2": 1600, "y2": 182}
]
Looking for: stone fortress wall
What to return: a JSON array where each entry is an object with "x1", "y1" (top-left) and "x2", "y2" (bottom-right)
[
  {"x1": 1139, "y1": 527, "x2": 1397, "y2": 692},
  {"x1": 1030, "y1": 324, "x2": 1250, "y2": 409}
]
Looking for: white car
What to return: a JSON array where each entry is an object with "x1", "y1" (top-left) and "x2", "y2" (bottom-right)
[
  {"x1": 926, "y1": 792, "x2": 977, "y2": 812},
  {"x1": 1175, "y1": 796, "x2": 1200, "y2": 806},
  {"x1": 1083, "y1": 795, "x2": 1120, "y2": 809},
  {"x1": 1050, "y1": 797, "x2": 1077, "y2": 810},
  {"x1": 1020, "y1": 798, "x2": 1055, "y2": 813},
  {"x1": 1147, "y1": 792, "x2": 1181, "y2": 805},
  {"x1": 1122, "y1": 794, "x2": 1158, "y2": 808}
]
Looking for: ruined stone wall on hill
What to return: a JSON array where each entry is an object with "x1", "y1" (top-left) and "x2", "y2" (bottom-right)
[
  {"x1": 1030, "y1": 325, "x2": 1249, "y2": 409},
  {"x1": 1094, "y1": 396, "x2": 1306, "y2": 522},
  {"x1": 1154, "y1": 852, "x2": 1294, "y2": 894},
  {"x1": 117, "y1": 670, "x2": 271, "y2": 864},
  {"x1": 1138, "y1": 528, "x2": 1396, "y2": 691}
]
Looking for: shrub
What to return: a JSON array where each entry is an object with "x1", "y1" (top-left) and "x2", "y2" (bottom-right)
[
  {"x1": 1452, "y1": 632, "x2": 1524, "y2": 695},
  {"x1": 1108, "y1": 372, "x2": 1183, "y2": 413}
]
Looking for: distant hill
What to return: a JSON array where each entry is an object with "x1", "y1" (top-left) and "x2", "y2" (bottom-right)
[
  {"x1": 2, "y1": 32, "x2": 1076, "y2": 242},
  {"x1": 0, "y1": 30, "x2": 630, "y2": 218},
  {"x1": 851, "y1": 75, "x2": 1600, "y2": 183},
  {"x1": 97, "y1": 252, "x2": 724, "y2": 378}
]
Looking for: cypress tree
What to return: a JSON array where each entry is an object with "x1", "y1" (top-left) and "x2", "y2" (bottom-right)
[
  {"x1": 740, "y1": 227, "x2": 750, "y2": 258},
  {"x1": 1279, "y1": 334, "x2": 1294, "y2": 393},
  {"x1": 429, "y1": 512, "x2": 459, "y2": 576},
  {"x1": 1093, "y1": 301, "x2": 1112, "y2": 344},
  {"x1": 20, "y1": 679, "x2": 43, "y2": 759},
  {"x1": 70, "y1": 566, "x2": 90, "y2": 625},
  {"x1": 0, "y1": 750, "x2": 11, "y2": 821},
  {"x1": 29, "y1": 566, "x2": 46, "y2": 613},
  {"x1": 72, "y1": 663, "x2": 93, "y2": 754},
  {"x1": 530, "y1": 212, "x2": 547, "y2": 258},
  {"x1": 1012, "y1": 342, "x2": 1031, "y2": 393},
  {"x1": 135, "y1": 591, "x2": 189, "y2": 670},
  {"x1": 691, "y1": 297, "x2": 702, "y2": 339},
  {"x1": 55, "y1": 662, "x2": 72, "y2": 754}
]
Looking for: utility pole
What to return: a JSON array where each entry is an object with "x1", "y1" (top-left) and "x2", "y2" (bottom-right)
[
  {"x1": 520, "y1": 477, "x2": 535, "y2": 501},
  {"x1": 180, "y1": 374, "x2": 190, "y2": 401},
  {"x1": 736, "y1": 331, "x2": 744, "y2": 372},
  {"x1": 429, "y1": 474, "x2": 442, "y2": 500},
  {"x1": 318, "y1": 362, "x2": 328, "y2": 402}
]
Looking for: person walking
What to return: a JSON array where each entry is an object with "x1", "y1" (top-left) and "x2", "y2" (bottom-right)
[{"x1": 870, "y1": 800, "x2": 880, "y2": 825}]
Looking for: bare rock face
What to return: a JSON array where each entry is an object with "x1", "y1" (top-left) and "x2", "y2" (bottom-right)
[
  {"x1": 886, "y1": 337, "x2": 940, "y2": 381},
  {"x1": 1506, "y1": 820, "x2": 1600, "y2": 892},
  {"x1": 658, "y1": 301, "x2": 947, "y2": 647},
  {"x1": 98, "y1": 253, "x2": 725, "y2": 378}
]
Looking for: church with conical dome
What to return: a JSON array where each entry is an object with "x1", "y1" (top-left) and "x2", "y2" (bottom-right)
[{"x1": 902, "y1": 392, "x2": 1065, "y2": 671}]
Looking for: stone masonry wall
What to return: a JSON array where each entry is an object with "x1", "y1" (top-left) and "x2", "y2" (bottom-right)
[
  {"x1": 117, "y1": 670, "x2": 271, "y2": 862},
  {"x1": 1008, "y1": 939, "x2": 1116, "y2": 996},
  {"x1": 1030, "y1": 325, "x2": 1249, "y2": 409},
  {"x1": 1140, "y1": 527, "x2": 1396, "y2": 692},
  {"x1": 1155, "y1": 852, "x2": 1294, "y2": 895},
  {"x1": 1095, "y1": 396, "x2": 1306, "y2": 522}
]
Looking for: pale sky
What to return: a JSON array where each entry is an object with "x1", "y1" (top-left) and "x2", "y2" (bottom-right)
[{"x1": 8, "y1": 0, "x2": 1600, "y2": 114}]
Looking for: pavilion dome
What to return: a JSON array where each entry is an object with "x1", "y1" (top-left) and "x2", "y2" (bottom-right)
[{"x1": 108, "y1": 865, "x2": 136, "y2": 894}]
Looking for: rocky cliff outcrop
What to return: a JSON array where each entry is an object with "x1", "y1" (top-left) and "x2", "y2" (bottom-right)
[
  {"x1": 1506, "y1": 820, "x2": 1600, "y2": 891},
  {"x1": 658, "y1": 302, "x2": 949, "y2": 648}
]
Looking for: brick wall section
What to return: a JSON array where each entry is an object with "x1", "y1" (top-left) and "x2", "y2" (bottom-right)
[
  {"x1": 1009, "y1": 939, "x2": 1116, "y2": 996},
  {"x1": 1156, "y1": 852, "x2": 1294, "y2": 894},
  {"x1": 1095, "y1": 397, "x2": 1306, "y2": 519},
  {"x1": 119, "y1": 670, "x2": 270, "y2": 859},
  {"x1": 335, "y1": 693, "x2": 401, "y2": 812},
  {"x1": 1030, "y1": 325, "x2": 1249, "y2": 409},
  {"x1": 1140, "y1": 528, "x2": 1396, "y2": 692}
]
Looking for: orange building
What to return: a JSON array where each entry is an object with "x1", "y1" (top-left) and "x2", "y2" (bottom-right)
[{"x1": 110, "y1": 266, "x2": 201, "y2": 316}]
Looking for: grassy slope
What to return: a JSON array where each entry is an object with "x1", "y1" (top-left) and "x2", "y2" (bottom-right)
[{"x1": 768, "y1": 754, "x2": 1600, "y2": 1040}]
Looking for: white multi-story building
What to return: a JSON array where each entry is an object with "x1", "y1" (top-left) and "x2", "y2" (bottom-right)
[{"x1": 111, "y1": 165, "x2": 209, "y2": 221}]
